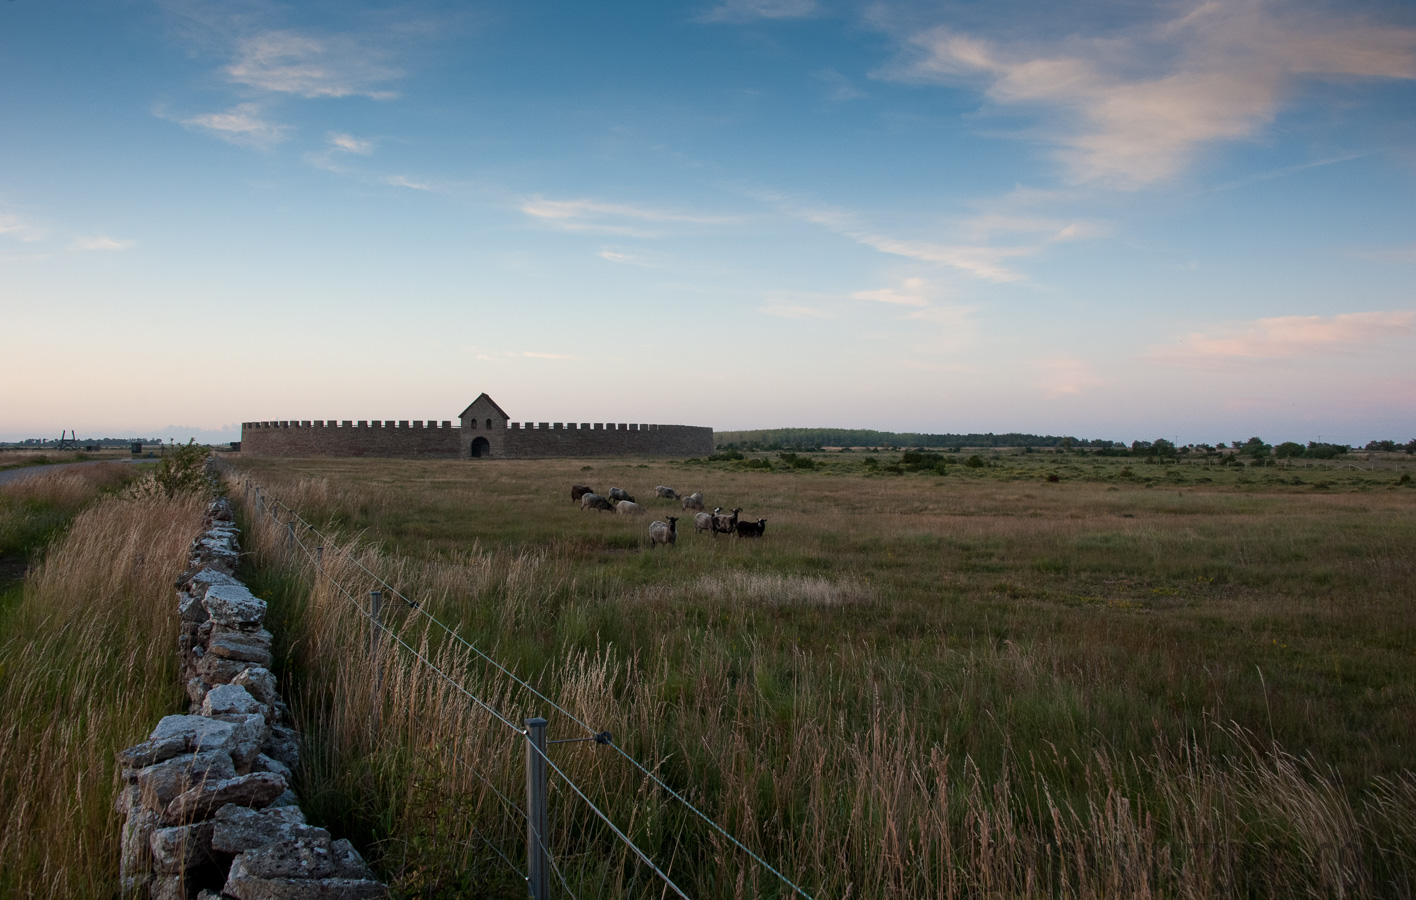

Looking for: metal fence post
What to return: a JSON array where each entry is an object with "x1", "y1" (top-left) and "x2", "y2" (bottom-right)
[
  {"x1": 255, "y1": 489, "x2": 262, "y2": 518},
  {"x1": 369, "y1": 590, "x2": 382, "y2": 732},
  {"x1": 525, "y1": 717, "x2": 549, "y2": 900},
  {"x1": 316, "y1": 546, "x2": 323, "y2": 567}
]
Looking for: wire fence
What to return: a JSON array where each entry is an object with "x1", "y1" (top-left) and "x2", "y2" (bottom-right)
[{"x1": 220, "y1": 463, "x2": 817, "y2": 900}]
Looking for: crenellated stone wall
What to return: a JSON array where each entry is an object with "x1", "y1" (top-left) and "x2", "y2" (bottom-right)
[{"x1": 115, "y1": 490, "x2": 387, "y2": 900}]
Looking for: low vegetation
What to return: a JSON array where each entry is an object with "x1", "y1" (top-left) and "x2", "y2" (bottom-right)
[
  {"x1": 231, "y1": 450, "x2": 1416, "y2": 898},
  {"x1": 0, "y1": 464, "x2": 205, "y2": 896}
]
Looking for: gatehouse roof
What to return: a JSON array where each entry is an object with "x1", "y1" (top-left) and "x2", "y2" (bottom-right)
[{"x1": 459, "y1": 393, "x2": 510, "y2": 420}]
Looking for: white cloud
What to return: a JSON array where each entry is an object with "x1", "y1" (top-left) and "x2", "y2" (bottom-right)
[
  {"x1": 385, "y1": 175, "x2": 433, "y2": 191},
  {"x1": 851, "y1": 233, "x2": 1033, "y2": 282},
  {"x1": 0, "y1": 211, "x2": 45, "y2": 242},
  {"x1": 851, "y1": 276, "x2": 931, "y2": 307},
  {"x1": 701, "y1": 0, "x2": 817, "y2": 24},
  {"x1": 179, "y1": 103, "x2": 290, "y2": 147},
  {"x1": 521, "y1": 195, "x2": 738, "y2": 237},
  {"x1": 71, "y1": 236, "x2": 134, "y2": 251},
  {"x1": 519, "y1": 351, "x2": 576, "y2": 360},
  {"x1": 226, "y1": 31, "x2": 403, "y2": 99},
  {"x1": 328, "y1": 132, "x2": 374, "y2": 154},
  {"x1": 1037, "y1": 357, "x2": 1103, "y2": 398},
  {"x1": 890, "y1": 2, "x2": 1416, "y2": 186},
  {"x1": 1148, "y1": 310, "x2": 1416, "y2": 367}
]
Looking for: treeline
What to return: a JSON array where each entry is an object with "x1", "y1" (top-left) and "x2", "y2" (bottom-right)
[{"x1": 715, "y1": 428, "x2": 1115, "y2": 451}]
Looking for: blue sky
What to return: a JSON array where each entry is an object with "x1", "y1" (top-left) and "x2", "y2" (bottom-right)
[{"x1": 2, "y1": 0, "x2": 1413, "y2": 445}]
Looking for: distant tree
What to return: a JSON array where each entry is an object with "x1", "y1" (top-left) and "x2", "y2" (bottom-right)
[
  {"x1": 1304, "y1": 442, "x2": 1348, "y2": 459},
  {"x1": 1241, "y1": 437, "x2": 1272, "y2": 458},
  {"x1": 1274, "y1": 441, "x2": 1305, "y2": 458},
  {"x1": 1365, "y1": 440, "x2": 1399, "y2": 452}
]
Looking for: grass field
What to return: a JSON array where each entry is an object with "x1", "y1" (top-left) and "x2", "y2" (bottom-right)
[
  {"x1": 231, "y1": 449, "x2": 1416, "y2": 898},
  {"x1": 0, "y1": 464, "x2": 202, "y2": 896}
]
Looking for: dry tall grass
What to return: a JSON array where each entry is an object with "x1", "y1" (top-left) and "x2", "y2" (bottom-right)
[
  {"x1": 233, "y1": 465, "x2": 1416, "y2": 899},
  {"x1": 0, "y1": 491, "x2": 204, "y2": 896}
]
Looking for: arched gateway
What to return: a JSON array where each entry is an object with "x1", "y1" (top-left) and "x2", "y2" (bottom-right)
[{"x1": 469, "y1": 437, "x2": 491, "y2": 458}]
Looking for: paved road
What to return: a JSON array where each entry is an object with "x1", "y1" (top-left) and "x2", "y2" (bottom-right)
[{"x1": 0, "y1": 458, "x2": 154, "y2": 487}]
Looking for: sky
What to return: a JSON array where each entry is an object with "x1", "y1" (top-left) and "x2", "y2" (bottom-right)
[{"x1": 1, "y1": 0, "x2": 1414, "y2": 446}]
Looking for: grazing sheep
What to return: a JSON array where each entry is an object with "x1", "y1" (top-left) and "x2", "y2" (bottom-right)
[
  {"x1": 649, "y1": 517, "x2": 678, "y2": 549},
  {"x1": 580, "y1": 492, "x2": 614, "y2": 512},
  {"x1": 616, "y1": 500, "x2": 645, "y2": 515},
  {"x1": 571, "y1": 484, "x2": 595, "y2": 503},
  {"x1": 735, "y1": 518, "x2": 767, "y2": 538},
  {"x1": 693, "y1": 511, "x2": 714, "y2": 533},
  {"x1": 712, "y1": 507, "x2": 741, "y2": 537},
  {"x1": 681, "y1": 491, "x2": 705, "y2": 511},
  {"x1": 609, "y1": 487, "x2": 635, "y2": 503},
  {"x1": 655, "y1": 486, "x2": 679, "y2": 500}
]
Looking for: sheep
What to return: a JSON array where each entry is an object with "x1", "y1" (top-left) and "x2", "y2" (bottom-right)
[
  {"x1": 693, "y1": 511, "x2": 714, "y2": 533},
  {"x1": 609, "y1": 487, "x2": 635, "y2": 503},
  {"x1": 616, "y1": 500, "x2": 645, "y2": 515},
  {"x1": 580, "y1": 492, "x2": 614, "y2": 512},
  {"x1": 571, "y1": 484, "x2": 595, "y2": 503},
  {"x1": 681, "y1": 491, "x2": 705, "y2": 511},
  {"x1": 712, "y1": 507, "x2": 741, "y2": 537},
  {"x1": 735, "y1": 518, "x2": 767, "y2": 538},
  {"x1": 655, "y1": 486, "x2": 679, "y2": 500},
  {"x1": 648, "y1": 516, "x2": 678, "y2": 549}
]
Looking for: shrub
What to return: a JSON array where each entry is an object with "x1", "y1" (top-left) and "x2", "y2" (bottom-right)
[
  {"x1": 743, "y1": 457, "x2": 772, "y2": 470},
  {"x1": 1274, "y1": 442, "x2": 1305, "y2": 458},
  {"x1": 900, "y1": 450, "x2": 946, "y2": 473},
  {"x1": 709, "y1": 449, "x2": 745, "y2": 462},
  {"x1": 152, "y1": 440, "x2": 212, "y2": 498},
  {"x1": 1304, "y1": 443, "x2": 1348, "y2": 460},
  {"x1": 776, "y1": 452, "x2": 817, "y2": 470},
  {"x1": 964, "y1": 455, "x2": 985, "y2": 469}
]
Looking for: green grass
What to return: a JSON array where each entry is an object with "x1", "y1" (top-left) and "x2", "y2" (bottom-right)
[{"x1": 231, "y1": 450, "x2": 1416, "y2": 898}]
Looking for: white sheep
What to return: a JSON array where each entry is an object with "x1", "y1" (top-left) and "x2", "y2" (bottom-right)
[
  {"x1": 649, "y1": 517, "x2": 678, "y2": 549},
  {"x1": 655, "y1": 486, "x2": 679, "y2": 499},
  {"x1": 681, "y1": 491, "x2": 705, "y2": 511},
  {"x1": 616, "y1": 500, "x2": 645, "y2": 515},
  {"x1": 693, "y1": 511, "x2": 714, "y2": 533},
  {"x1": 580, "y1": 492, "x2": 614, "y2": 512}
]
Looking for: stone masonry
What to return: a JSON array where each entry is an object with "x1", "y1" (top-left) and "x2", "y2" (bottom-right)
[
  {"x1": 239, "y1": 392, "x2": 714, "y2": 460},
  {"x1": 115, "y1": 489, "x2": 387, "y2": 900}
]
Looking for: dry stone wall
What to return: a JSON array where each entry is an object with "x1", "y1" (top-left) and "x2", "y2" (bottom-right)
[{"x1": 115, "y1": 492, "x2": 387, "y2": 900}]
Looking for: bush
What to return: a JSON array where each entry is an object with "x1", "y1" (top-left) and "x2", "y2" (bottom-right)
[
  {"x1": 1274, "y1": 442, "x2": 1305, "y2": 459},
  {"x1": 152, "y1": 441, "x2": 211, "y2": 498},
  {"x1": 776, "y1": 452, "x2": 817, "y2": 470},
  {"x1": 709, "y1": 449, "x2": 745, "y2": 462},
  {"x1": 964, "y1": 455, "x2": 985, "y2": 469},
  {"x1": 1304, "y1": 443, "x2": 1348, "y2": 460},
  {"x1": 900, "y1": 450, "x2": 946, "y2": 473},
  {"x1": 743, "y1": 458, "x2": 772, "y2": 470}
]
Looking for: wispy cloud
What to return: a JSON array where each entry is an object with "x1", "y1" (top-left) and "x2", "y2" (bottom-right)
[
  {"x1": 384, "y1": 175, "x2": 433, "y2": 191},
  {"x1": 813, "y1": 68, "x2": 866, "y2": 101},
  {"x1": 886, "y1": 3, "x2": 1416, "y2": 186},
  {"x1": 521, "y1": 196, "x2": 738, "y2": 237},
  {"x1": 1037, "y1": 357, "x2": 1102, "y2": 398},
  {"x1": 0, "y1": 210, "x2": 45, "y2": 243},
  {"x1": 177, "y1": 103, "x2": 290, "y2": 147},
  {"x1": 519, "y1": 351, "x2": 576, "y2": 360},
  {"x1": 851, "y1": 276, "x2": 931, "y2": 307},
  {"x1": 1148, "y1": 310, "x2": 1416, "y2": 368},
  {"x1": 700, "y1": 0, "x2": 817, "y2": 24},
  {"x1": 71, "y1": 236, "x2": 134, "y2": 251},
  {"x1": 226, "y1": 31, "x2": 403, "y2": 99},
  {"x1": 328, "y1": 132, "x2": 374, "y2": 155}
]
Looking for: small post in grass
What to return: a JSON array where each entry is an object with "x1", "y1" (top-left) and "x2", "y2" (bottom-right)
[
  {"x1": 285, "y1": 521, "x2": 294, "y2": 552},
  {"x1": 525, "y1": 716, "x2": 549, "y2": 900}
]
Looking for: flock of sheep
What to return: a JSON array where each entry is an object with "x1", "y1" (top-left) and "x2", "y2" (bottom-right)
[{"x1": 570, "y1": 483, "x2": 767, "y2": 549}]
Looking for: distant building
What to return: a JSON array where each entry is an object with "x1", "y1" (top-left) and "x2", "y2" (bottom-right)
[{"x1": 240, "y1": 393, "x2": 714, "y2": 459}]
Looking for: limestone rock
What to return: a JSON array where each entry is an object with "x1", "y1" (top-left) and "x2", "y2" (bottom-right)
[
  {"x1": 151, "y1": 820, "x2": 216, "y2": 874},
  {"x1": 150, "y1": 715, "x2": 244, "y2": 754},
  {"x1": 162, "y1": 772, "x2": 287, "y2": 826},
  {"x1": 211, "y1": 805, "x2": 312, "y2": 854},
  {"x1": 262, "y1": 724, "x2": 300, "y2": 770},
  {"x1": 208, "y1": 627, "x2": 274, "y2": 666},
  {"x1": 179, "y1": 593, "x2": 211, "y2": 623},
  {"x1": 119, "y1": 732, "x2": 193, "y2": 769},
  {"x1": 121, "y1": 807, "x2": 159, "y2": 886},
  {"x1": 224, "y1": 873, "x2": 388, "y2": 900},
  {"x1": 252, "y1": 753, "x2": 292, "y2": 781},
  {"x1": 137, "y1": 749, "x2": 236, "y2": 811},
  {"x1": 268, "y1": 788, "x2": 301, "y2": 809},
  {"x1": 197, "y1": 652, "x2": 256, "y2": 686},
  {"x1": 202, "y1": 684, "x2": 264, "y2": 718},
  {"x1": 204, "y1": 584, "x2": 267, "y2": 629},
  {"x1": 233, "y1": 667, "x2": 279, "y2": 707},
  {"x1": 186, "y1": 676, "x2": 210, "y2": 705},
  {"x1": 150, "y1": 874, "x2": 185, "y2": 900},
  {"x1": 226, "y1": 830, "x2": 374, "y2": 881}
]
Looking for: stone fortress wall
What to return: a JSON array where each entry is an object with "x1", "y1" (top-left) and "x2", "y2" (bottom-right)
[{"x1": 240, "y1": 393, "x2": 714, "y2": 459}]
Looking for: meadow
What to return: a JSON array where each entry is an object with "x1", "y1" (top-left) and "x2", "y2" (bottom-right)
[
  {"x1": 0, "y1": 463, "x2": 203, "y2": 896},
  {"x1": 229, "y1": 448, "x2": 1416, "y2": 898}
]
